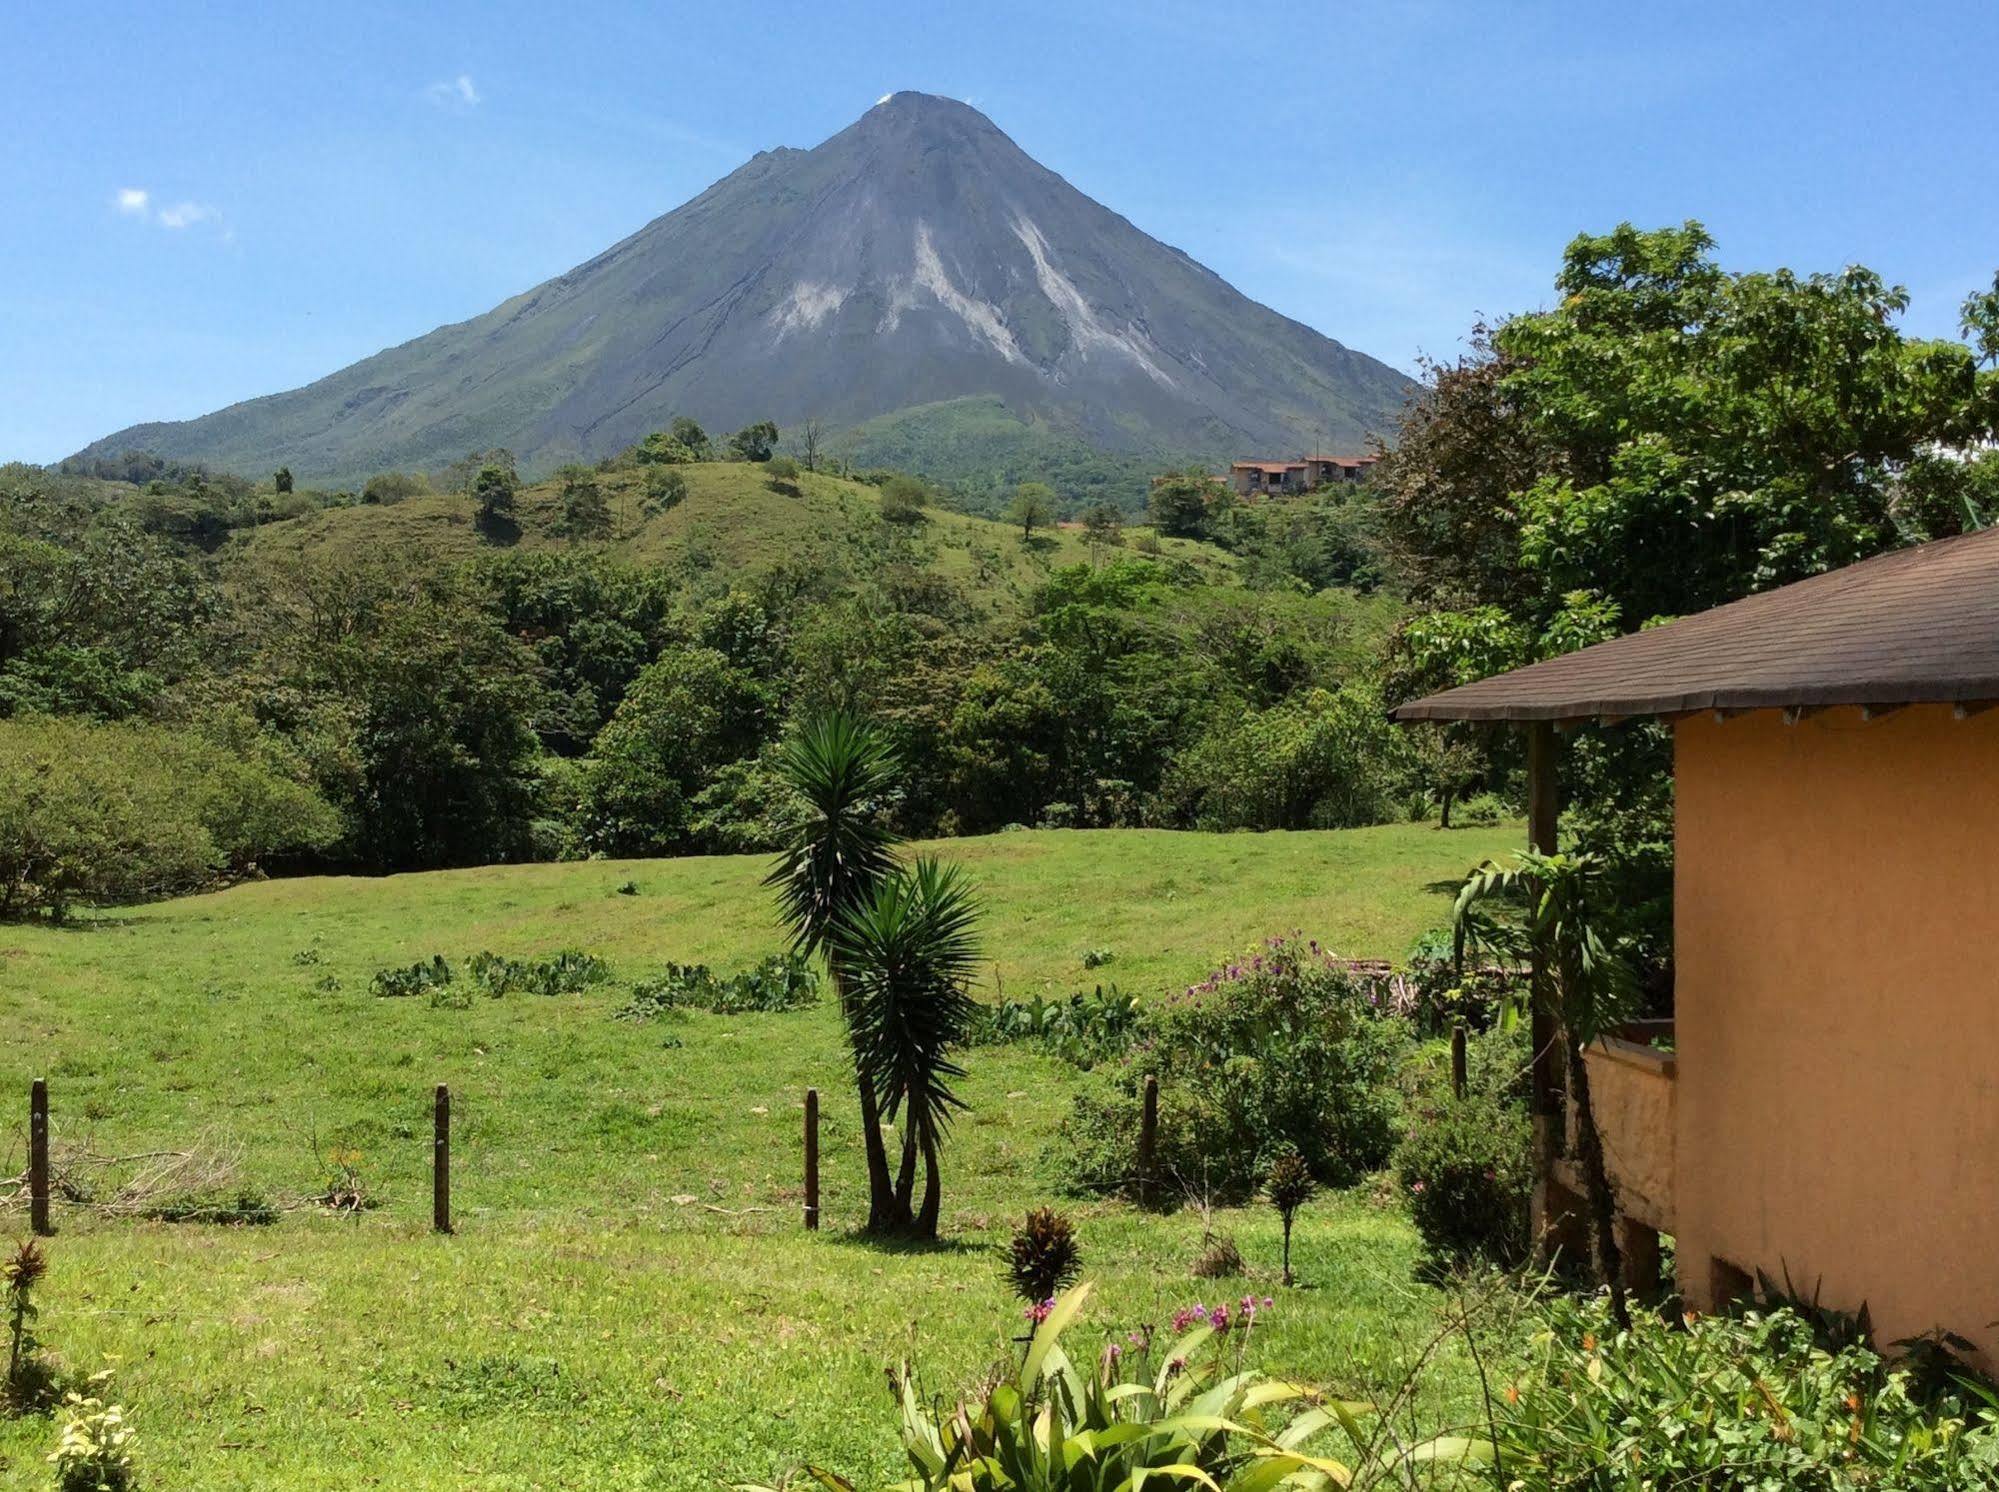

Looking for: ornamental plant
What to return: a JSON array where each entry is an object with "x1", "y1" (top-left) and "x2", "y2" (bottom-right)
[
  {"x1": 1005, "y1": 1208, "x2": 1081, "y2": 1309},
  {"x1": 1263, "y1": 1146, "x2": 1314, "y2": 1286},
  {"x1": 6, "y1": 1238, "x2": 54, "y2": 1411},
  {"x1": 49, "y1": 1370, "x2": 136, "y2": 1491}
]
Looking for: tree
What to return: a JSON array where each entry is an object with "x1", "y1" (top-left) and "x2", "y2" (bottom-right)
[
  {"x1": 765, "y1": 713, "x2": 906, "y2": 1234},
  {"x1": 1146, "y1": 470, "x2": 1222, "y2": 539},
  {"x1": 1264, "y1": 1145, "x2": 1315, "y2": 1286},
  {"x1": 363, "y1": 471, "x2": 428, "y2": 506},
  {"x1": 1080, "y1": 500, "x2": 1123, "y2": 561},
  {"x1": 1454, "y1": 849, "x2": 1638, "y2": 1328},
  {"x1": 670, "y1": 417, "x2": 711, "y2": 459},
  {"x1": 273, "y1": 467, "x2": 293, "y2": 495},
  {"x1": 799, "y1": 417, "x2": 825, "y2": 472},
  {"x1": 729, "y1": 420, "x2": 779, "y2": 463},
  {"x1": 834, "y1": 855, "x2": 982, "y2": 1238},
  {"x1": 1007, "y1": 482, "x2": 1057, "y2": 540},
  {"x1": 643, "y1": 466, "x2": 688, "y2": 513},
  {"x1": 635, "y1": 431, "x2": 696, "y2": 466},
  {"x1": 878, "y1": 475, "x2": 928, "y2": 524},
  {"x1": 556, "y1": 465, "x2": 611, "y2": 538},
  {"x1": 471, "y1": 465, "x2": 518, "y2": 527}
]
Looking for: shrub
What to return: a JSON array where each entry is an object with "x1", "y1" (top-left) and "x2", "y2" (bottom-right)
[
  {"x1": 642, "y1": 466, "x2": 688, "y2": 513},
  {"x1": 1495, "y1": 1297, "x2": 1999, "y2": 1487},
  {"x1": 971, "y1": 986, "x2": 1141, "y2": 1067},
  {"x1": 468, "y1": 948, "x2": 609, "y2": 997},
  {"x1": 50, "y1": 1370, "x2": 137, "y2": 1491},
  {"x1": 0, "y1": 718, "x2": 341, "y2": 919},
  {"x1": 618, "y1": 952, "x2": 819, "y2": 1017},
  {"x1": 1006, "y1": 1207, "x2": 1081, "y2": 1306},
  {"x1": 1264, "y1": 1145, "x2": 1314, "y2": 1286},
  {"x1": 1395, "y1": 1088, "x2": 1531, "y2": 1265},
  {"x1": 878, "y1": 475, "x2": 928, "y2": 523},
  {"x1": 1162, "y1": 685, "x2": 1408, "y2": 831},
  {"x1": 369, "y1": 955, "x2": 453, "y2": 999},
  {"x1": 6, "y1": 1239, "x2": 56, "y2": 1411},
  {"x1": 1058, "y1": 938, "x2": 1408, "y2": 1202}
]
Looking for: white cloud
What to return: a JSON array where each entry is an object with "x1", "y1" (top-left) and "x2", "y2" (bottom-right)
[
  {"x1": 114, "y1": 187, "x2": 149, "y2": 216},
  {"x1": 156, "y1": 201, "x2": 214, "y2": 230},
  {"x1": 426, "y1": 73, "x2": 480, "y2": 108}
]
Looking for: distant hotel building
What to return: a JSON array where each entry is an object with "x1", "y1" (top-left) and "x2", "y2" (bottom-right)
[{"x1": 1227, "y1": 454, "x2": 1378, "y2": 497}]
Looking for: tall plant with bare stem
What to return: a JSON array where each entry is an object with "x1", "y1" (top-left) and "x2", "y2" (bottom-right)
[
  {"x1": 1454, "y1": 848, "x2": 1637, "y2": 1328},
  {"x1": 767, "y1": 712, "x2": 904, "y2": 1234}
]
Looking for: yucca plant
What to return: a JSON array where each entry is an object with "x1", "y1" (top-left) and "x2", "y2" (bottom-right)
[
  {"x1": 834, "y1": 857, "x2": 982, "y2": 1238},
  {"x1": 766, "y1": 712, "x2": 905, "y2": 1233},
  {"x1": 1454, "y1": 848, "x2": 1637, "y2": 1327},
  {"x1": 749, "y1": 1283, "x2": 1492, "y2": 1492}
]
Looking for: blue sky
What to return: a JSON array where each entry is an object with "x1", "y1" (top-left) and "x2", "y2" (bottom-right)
[{"x1": 5, "y1": 0, "x2": 1995, "y2": 464}]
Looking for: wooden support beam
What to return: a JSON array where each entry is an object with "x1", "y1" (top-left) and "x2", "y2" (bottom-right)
[
  {"x1": 1954, "y1": 700, "x2": 1998, "y2": 720},
  {"x1": 1862, "y1": 704, "x2": 1906, "y2": 722},
  {"x1": 1781, "y1": 705, "x2": 1826, "y2": 725},
  {"x1": 1524, "y1": 722, "x2": 1568, "y2": 1258}
]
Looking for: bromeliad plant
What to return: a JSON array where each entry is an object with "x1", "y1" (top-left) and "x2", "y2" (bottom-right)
[{"x1": 751, "y1": 1284, "x2": 1492, "y2": 1492}]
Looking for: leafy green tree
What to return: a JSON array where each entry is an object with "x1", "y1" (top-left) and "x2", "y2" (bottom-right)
[
  {"x1": 1163, "y1": 685, "x2": 1404, "y2": 831},
  {"x1": 878, "y1": 475, "x2": 928, "y2": 524},
  {"x1": 670, "y1": 416, "x2": 711, "y2": 458},
  {"x1": 636, "y1": 431, "x2": 696, "y2": 466},
  {"x1": 1146, "y1": 470, "x2": 1222, "y2": 538},
  {"x1": 729, "y1": 420, "x2": 779, "y2": 463},
  {"x1": 1006, "y1": 482, "x2": 1057, "y2": 540},
  {"x1": 1454, "y1": 848, "x2": 1638, "y2": 1327},
  {"x1": 1080, "y1": 500, "x2": 1123, "y2": 559},
  {"x1": 362, "y1": 471, "x2": 428, "y2": 506},
  {"x1": 578, "y1": 646, "x2": 769, "y2": 853},
  {"x1": 643, "y1": 466, "x2": 688, "y2": 513},
  {"x1": 834, "y1": 855, "x2": 982, "y2": 1238},
  {"x1": 273, "y1": 467, "x2": 294, "y2": 495},
  {"x1": 555, "y1": 465, "x2": 611, "y2": 538},
  {"x1": 765, "y1": 713, "x2": 906, "y2": 1234},
  {"x1": 471, "y1": 465, "x2": 518, "y2": 527}
]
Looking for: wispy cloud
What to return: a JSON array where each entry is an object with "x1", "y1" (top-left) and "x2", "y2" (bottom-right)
[
  {"x1": 112, "y1": 186, "x2": 229, "y2": 241},
  {"x1": 426, "y1": 73, "x2": 480, "y2": 109}
]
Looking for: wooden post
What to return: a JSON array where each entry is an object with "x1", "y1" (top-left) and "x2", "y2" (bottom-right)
[
  {"x1": 1525, "y1": 720, "x2": 1566, "y2": 1253},
  {"x1": 29, "y1": 1079, "x2": 50, "y2": 1237},
  {"x1": 1137, "y1": 1074, "x2": 1159, "y2": 1206},
  {"x1": 433, "y1": 1084, "x2": 451, "y2": 1235},
  {"x1": 803, "y1": 1087, "x2": 820, "y2": 1231},
  {"x1": 1450, "y1": 1024, "x2": 1468, "y2": 1099}
]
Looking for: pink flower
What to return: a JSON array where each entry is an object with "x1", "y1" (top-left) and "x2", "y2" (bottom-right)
[
  {"x1": 1411, "y1": 1180, "x2": 1426, "y2": 1195},
  {"x1": 1024, "y1": 1297, "x2": 1056, "y2": 1325}
]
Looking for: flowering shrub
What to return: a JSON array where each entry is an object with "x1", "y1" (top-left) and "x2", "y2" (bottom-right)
[
  {"x1": 1058, "y1": 936, "x2": 1408, "y2": 1201},
  {"x1": 1394, "y1": 1088, "x2": 1531, "y2": 1265},
  {"x1": 1496, "y1": 1297, "x2": 1999, "y2": 1487}
]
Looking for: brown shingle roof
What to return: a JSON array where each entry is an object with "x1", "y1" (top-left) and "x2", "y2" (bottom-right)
[{"x1": 1391, "y1": 526, "x2": 1999, "y2": 723}]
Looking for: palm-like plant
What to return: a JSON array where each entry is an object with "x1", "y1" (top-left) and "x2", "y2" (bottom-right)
[
  {"x1": 1454, "y1": 848, "x2": 1637, "y2": 1327},
  {"x1": 766, "y1": 712, "x2": 904, "y2": 1232},
  {"x1": 835, "y1": 857, "x2": 982, "y2": 1238}
]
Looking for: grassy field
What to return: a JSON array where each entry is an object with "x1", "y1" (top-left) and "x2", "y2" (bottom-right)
[{"x1": 0, "y1": 824, "x2": 1518, "y2": 1489}]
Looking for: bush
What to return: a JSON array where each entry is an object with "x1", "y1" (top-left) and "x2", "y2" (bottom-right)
[
  {"x1": 765, "y1": 456, "x2": 800, "y2": 484},
  {"x1": 878, "y1": 475, "x2": 928, "y2": 523},
  {"x1": 50, "y1": 1371, "x2": 137, "y2": 1492},
  {"x1": 468, "y1": 949, "x2": 610, "y2": 997},
  {"x1": 642, "y1": 466, "x2": 688, "y2": 513},
  {"x1": 1495, "y1": 1297, "x2": 1999, "y2": 1487},
  {"x1": 1162, "y1": 685, "x2": 1407, "y2": 831},
  {"x1": 618, "y1": 952, "x2": 820, "y2": 1017},
  {"x1": 971, "y1": 986, "x2": 1141, "y2": 1068},
  {"x1": 1395, "y1": 1088, "x2": 1531, "y2": 1265},
  {"x1": 1058, "y1": 938, "x2": 1408, "y2": 1202},
  {"x1": 370, "y1": 955, "x2": 453, "y2": 999},
  {"x1": 0, "y1": 717, "x2": 341, "y2": 918}
]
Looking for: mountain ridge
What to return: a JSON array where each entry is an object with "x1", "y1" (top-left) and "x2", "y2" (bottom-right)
[{"x1": 75, "y1": 92, "x2": 1411, "y2": 487}]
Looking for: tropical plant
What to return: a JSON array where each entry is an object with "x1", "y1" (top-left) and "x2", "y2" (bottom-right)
[
  {"x1": 5, "y1": 1239, "x2": 53, "y2": 1411},
  {"x1": 765, "y1": 712, "x2": 904, "y2": 1233},
  {"x1": 1263, "y1": 1146, "x2": 1314, "y2": 1287},
  {"x1": 467, "y1": 948, "x2": 609, "y2": 997},
  {"x1": 1005, "y1": 1208, "x2": 1080, "y2": 1307},
  {"x1": 749, "y1": 1284, "x2": 1489, "y2": 1492},
  {"x1": 618, "y1": 952, "x2": 820, "y2": 1017},
  {"x1": 1454, "y1": 848, "x2": 1637, "y2": 1323},
  {"x1": 834, "y1": 855, "x2": 982, "y2": 1238}
]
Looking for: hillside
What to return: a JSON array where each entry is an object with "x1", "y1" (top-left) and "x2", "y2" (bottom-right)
[
  {"x1": 74, "y1": 92, "x2": 1410, "y2": 490},
  {"x1": 229, "y1": 459, "x2": 1242, "y2": 613}
]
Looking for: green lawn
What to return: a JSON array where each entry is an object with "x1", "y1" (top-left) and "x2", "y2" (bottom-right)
[{"x1": 0, "y1": 824, "x2": 1519, "y2": 1489}]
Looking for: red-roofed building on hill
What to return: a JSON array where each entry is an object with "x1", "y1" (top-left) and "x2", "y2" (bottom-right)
[{"x1": 1228, "y1": 454, "x2": 1377, "y2": 497}]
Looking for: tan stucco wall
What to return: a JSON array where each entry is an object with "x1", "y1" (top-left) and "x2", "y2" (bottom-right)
[
  {"x1": 1673, "y1": 705, "x2": 1999, "y2": 1359},
  {"x1": 1575, "y1": 1040, "x2": 1676, "y2": 1233}
]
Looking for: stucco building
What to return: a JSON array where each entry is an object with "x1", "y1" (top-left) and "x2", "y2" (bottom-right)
[
  {"x1": 1393, "y1": 527, "x2": 1999, "y2": 1363},
  {"x1": 1227, "y1": 455, "x2": 1377, "y2": 497}
]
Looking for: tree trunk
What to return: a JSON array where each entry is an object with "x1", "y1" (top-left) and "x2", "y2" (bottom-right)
[
  {"x1": 894, "y1": 1120, "x2": 919, "y2": 1215},
  {"x1": 834, "y1": 968, "x2": 900, "y2": 1235},
  {"x1": 1281, "y1": 1215, "x2": 1294, "y2": 1287},
  {"x1": 1439, "y1": 786, "x2": 1455, "y2": 830},
  {"x1": 1566, "y1": 1035, "x2": 1631, "y2": 1329},
  {"x1": 915, "y1": 1128, "x2": 941, "y2": 1239}
]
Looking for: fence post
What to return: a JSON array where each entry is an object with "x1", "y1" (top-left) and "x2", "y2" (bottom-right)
[
  {"x1": 803, "y1": 1088, "x2": 820, "y2": 1231},
  {"x1": 433, "y1": 1084, "x2": 451, "y2": 1235},
  {"x1": 1137, "y1": 1073, "x2": 1159, "y2": 1207},
  {"x1": 1450, "y1": 1024, "x2": 1468, "y2": 1100},
  {"x1": 29, "y1": 1079, "x2": 50, "y2": 1236}
]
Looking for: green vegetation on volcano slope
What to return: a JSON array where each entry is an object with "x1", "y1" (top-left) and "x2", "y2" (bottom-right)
[{"x1": 0, "y1": 823, "x2": 1516, "y2": 1490}]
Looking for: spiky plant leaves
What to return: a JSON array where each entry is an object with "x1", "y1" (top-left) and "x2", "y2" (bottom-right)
[
  {"x1": 1006, "y1": 1207, "x2": 1082, "y2": 1305},
  {"x1": 764, "y1": 712, "x2": 902, "y2": 960}
]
